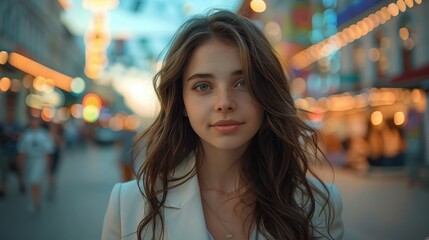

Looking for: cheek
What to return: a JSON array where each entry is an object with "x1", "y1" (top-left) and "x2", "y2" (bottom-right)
[
  {"x1": 243, "y1": 96, "x2": 263, "y2": 116},
  {"x1": 248, "y1": 103, "x2": 264, "y2": 128},
  {"x1": 183, "y1": 100, "x2": 202, "y2": 122}
]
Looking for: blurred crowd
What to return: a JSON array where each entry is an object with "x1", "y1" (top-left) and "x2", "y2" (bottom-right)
[
  {"x1": 0, "y1": 112, "x2": 67, "y2": 213},
  {"x1": 0, "y1": 110, "x2": 139, "y2": 214}
]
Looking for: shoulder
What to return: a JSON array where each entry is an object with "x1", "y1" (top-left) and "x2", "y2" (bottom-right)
[
  {"x1": 305, "y1": 177, "x2": 344, "y2": 240},
  {"x1": 108, "y1": 180, "x2": 144, "y2": 214},
  {"x1": 102, "y1": 180, "x2": 145, "y2": 240},
  {"x1": 307, "y1": 177, "x2": 342, "y2": 205},
  {"x1": 109, "y1": 180, "x2": 142, "y2": 201}
]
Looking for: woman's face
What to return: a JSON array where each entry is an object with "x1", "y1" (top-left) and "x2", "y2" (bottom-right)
[{"x1": 182, "y1": 38, "x2": 264, "y2": 152}]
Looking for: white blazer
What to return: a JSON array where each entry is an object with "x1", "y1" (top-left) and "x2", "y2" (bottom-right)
[{"x1": 102, "y1": 155, "x2": 344, "y2": 240}]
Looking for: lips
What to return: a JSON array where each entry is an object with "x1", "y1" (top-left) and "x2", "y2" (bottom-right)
[
  {"x1": 211, "y1": 120, "x2": 243, "y2": 133},
  {"x1": 212, "y1": 120, "x2": 242, "y2": 126}
]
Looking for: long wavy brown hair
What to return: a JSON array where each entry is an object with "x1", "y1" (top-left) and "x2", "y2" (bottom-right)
[{"x1": 133, "y1": 9, "x2": 335, "y2": 240}]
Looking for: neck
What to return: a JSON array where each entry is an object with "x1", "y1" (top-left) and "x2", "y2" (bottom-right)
[{"x1": 196, "y1": 143, "x2": 248, "y2": 192}]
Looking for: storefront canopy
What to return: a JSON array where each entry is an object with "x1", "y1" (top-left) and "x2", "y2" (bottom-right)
[{"x1": 390, "y1": 64, "x2": 429, "y2": 90}]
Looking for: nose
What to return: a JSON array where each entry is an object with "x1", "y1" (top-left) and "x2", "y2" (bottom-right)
[{"x1": 215, "y1": 89, "x2": 236, "y2": 112}]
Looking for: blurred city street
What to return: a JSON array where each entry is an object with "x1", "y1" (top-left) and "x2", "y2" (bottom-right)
[
  {"x1": 0, "y1": 142, "x2": 428, "y2": 240},
  {"x1": 1, "y1": 1, "x2": 429, "y2": 239}
]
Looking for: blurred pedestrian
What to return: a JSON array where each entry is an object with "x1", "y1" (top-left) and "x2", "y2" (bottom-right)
[
  {"x1": 102, "y1": 10, "x2": 343, "y2": 240},
  {"x1": 365, "y1": 120, "x2": 384, "y2": 166},
  {"x1": 17, "y1": 117, "x2": 54, "y2": 213},
  {"x1": 404, "y1": 108, "x2": 424, "y2": 185},
  {"x1": 47, "y1": 121, "x2": 65, "y2": 199},
  {"x1": 380, "y1": 118, "x2": 405, "y2": 166},
  {"x1": 0, "y1": 111, "x2": 24, "y2": 198},
  {"x1": 64, "y1": 118, "x2": 80, "y2": 148}
]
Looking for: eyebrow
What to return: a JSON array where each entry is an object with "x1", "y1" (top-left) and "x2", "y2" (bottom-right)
[{"x1": 186, "y1": 70, "x2": 243, "y2": 82}]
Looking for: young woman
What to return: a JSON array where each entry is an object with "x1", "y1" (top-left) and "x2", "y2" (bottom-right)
[{"x1": 102, "y1": 10, "x2": 344, "y2": 240}]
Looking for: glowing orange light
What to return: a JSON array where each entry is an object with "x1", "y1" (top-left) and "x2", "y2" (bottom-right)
[
  {"x1": 388, "y1": 3, "x2": 400, "y2": 16},
  {"x1": 41, "y1": 107, "x2": 55, "y2": 122},
  {"x1": 394, "y1": 112, "x2": 405, "y2": 125},
  {"x1": 124, "y1": 115, "x2": 141, "y2": 131},
  {"x1": 405, "y1": 0, "x2": 414, "y2": 8},
  {"x1": 381, "y1": 7, "x2": 391, "y2": 21},
  {"x1": 8, "y1": 52, "x2": 72, "y2": 92},
  {"x1": 109, "y1": 115, "x2": 124, "y2": 131},
  {"x1": 371, "y1": 111, "x2": 383, "y2": 125},
  {"x1": 0, "y1": 51, "x2": 8, "y2": 65},
  {"x1": 0, "y1": 77, "x2": 11, "y2": 92},
  {"x1": 82, "y1": 93, "x2": 102, "y2": 109},
  {"x1": 250, "y1": 0, "x2": 266, "y2": 13},
  {"x1": 70, "y1": 104, "x2": 83, "y2": 118},
  {"x1": 397, "y1": 0, "x2": 406, "y2": 12},
  {"x1": 399, "y1": 27, "x2": 410, "y2": 40}
]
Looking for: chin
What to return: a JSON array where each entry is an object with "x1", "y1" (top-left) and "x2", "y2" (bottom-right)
[{"x1": 206, "y1": 139, "x2": 251, "y2": 152}]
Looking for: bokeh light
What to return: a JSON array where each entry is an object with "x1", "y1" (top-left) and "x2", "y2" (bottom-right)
[
  {"x1": 371, "y1": 111, "x2": 383, "y2": 125},
  {"x1": 0, "y1": 77, "x2": 11, "y2": 92},
  {"x1": 394, "y1": 111, "x2": 405, "y2": 125},
  {"x1": 71, "y1": 77, "x2": 86, "y2": 94},
  {"x1": 70, "y1": 104, "x2": 83, "y2": 119},
  {"x1": 83, "y1": 105, "x2": 100, "y2": 123},
  {"x1": 124, "y1": 114, "x2": 141, "y2": 131},
  {"x1": 250, "y1": 0, "x2": 266, "y2": 13},
  {"x1": 0, "y1": 51, "x2": 8, "y2": 64}
]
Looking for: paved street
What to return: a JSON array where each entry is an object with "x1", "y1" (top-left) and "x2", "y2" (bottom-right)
[
  {"x1": 1, "y1": 143, "x2": 428, "y2": 240},
  {"x1": 334, "y1": 168, "x2": 429, "y2": 240},
  {"x1": 0, "y1": 143, "x2": 121, "y2": 240}
]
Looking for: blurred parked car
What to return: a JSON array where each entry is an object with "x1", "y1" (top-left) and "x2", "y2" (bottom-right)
[{"x1": 93, "y1": 126, "x2": 118, "y2": 145}]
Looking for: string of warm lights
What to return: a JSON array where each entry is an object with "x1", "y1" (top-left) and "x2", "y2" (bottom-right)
[
  {"x1": 83, "y1": 0, "x2": 118, "y2": 79},
  {"x1": 7, "y1": 52, "x2": 73, "y2": 92},
  {"x1": 294, "y1": 87, "x2": 425, "y2": 126},
  {"x1": 290, "y1": 0, "x2": 423, "y2": 70}
]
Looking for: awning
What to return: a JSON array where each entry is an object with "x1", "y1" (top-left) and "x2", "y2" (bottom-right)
[{"x1": 389, "y1": 64, "x2": 429, "y2": 90}]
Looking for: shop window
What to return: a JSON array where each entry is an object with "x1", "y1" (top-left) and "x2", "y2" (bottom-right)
[
  {"x1": 374, "y1": 30, "x2": 389, "y2": 80},
  {"x1": 352, "y1": 40, "x2": 365, "y2": 75},
  {"x1": 398, "y1": 15, "x2": 416, "y2": 73}
]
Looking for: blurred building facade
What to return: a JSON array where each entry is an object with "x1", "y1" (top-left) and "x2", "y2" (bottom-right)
[
  {"x1": 244, "y1": 0, "x2": 429, "y2": 172},
  {"x1": 334, "y1": 0, "x2": 429, "y2": 170},
  {"x1": 0, "y1": 0, "x2": 86, "y2": 124}
]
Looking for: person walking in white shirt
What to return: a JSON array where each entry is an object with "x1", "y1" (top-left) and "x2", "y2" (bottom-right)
[{"x1": 17, "y1": 117, "x2": 54, "y2": 213}]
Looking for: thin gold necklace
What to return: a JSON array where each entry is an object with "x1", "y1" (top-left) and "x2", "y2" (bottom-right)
[
  {"x1": 201, "y1": 195, "x2": 234, "y2": 239},
  {"x1": 199, "y1": 176, "x2": 242, "y2": 195}
]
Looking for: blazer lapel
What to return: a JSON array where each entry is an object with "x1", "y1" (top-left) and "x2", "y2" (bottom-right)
[{"x1": 163, "y1": 154, "x2": 209, "y2": 239}]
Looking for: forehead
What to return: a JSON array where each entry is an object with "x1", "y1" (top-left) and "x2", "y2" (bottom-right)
[{"x1": 184, "y1": 38, "x2": 241, "y2": 76}]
